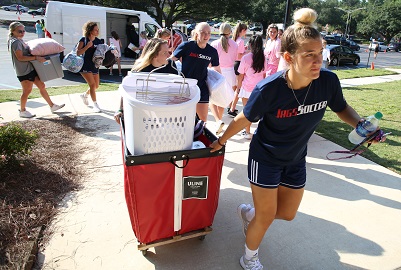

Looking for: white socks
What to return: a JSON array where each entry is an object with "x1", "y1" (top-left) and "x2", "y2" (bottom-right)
[{"x1": 244, "y1": 243, "x2": 259, "y2": 260}]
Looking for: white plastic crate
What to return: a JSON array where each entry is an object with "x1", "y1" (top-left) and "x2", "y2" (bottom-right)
[
  {"x1": 120, "y1": 72, "x2": 200, "y2": 155},
  {"x1": 30, "y1": 54, "x2": 63, "y2": 82}
]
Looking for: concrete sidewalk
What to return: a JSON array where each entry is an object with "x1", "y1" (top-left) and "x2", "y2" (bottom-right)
[{"x1": 1, "y1": 75, "x2": 401, "y2": 270}]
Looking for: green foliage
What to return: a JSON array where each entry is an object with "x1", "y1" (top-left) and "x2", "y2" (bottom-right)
[
  {"x1": 358, "y1": 0, "x2": 401, "y2": 41},
  {"x1": 0, "y1": 122, "x2": 38, "y2": 166}
]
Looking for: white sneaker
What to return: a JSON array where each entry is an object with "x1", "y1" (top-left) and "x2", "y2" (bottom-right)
[
  {"x1": 241, "y1": 130, "x2": 252, "y2": 140},
  {"x1": 19, "y1": 110, "x2": 36, "y2": 118},
  {"x1": 240, "y1": 255, "x2": 263, "y2": 270},
  {"x1": 216, "y1": 121, "x2": 224, "y2": 135},
  {"x1": 80, "y1": 93, "x2": 89, "y2": 106},
  {"x1": 237, "y1": 204, "x2": 252, "y2": 237},
  {"x1": 50, "y1": 103, "x2": 65, "y2": 113},
  {"x1": 92, "y1": 103, "x2": 101, "y2": 113}
]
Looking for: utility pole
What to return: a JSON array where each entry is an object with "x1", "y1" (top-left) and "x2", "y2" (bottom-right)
[{"x1": 283, "y1": 0, "x2": 292, "y2": 30}]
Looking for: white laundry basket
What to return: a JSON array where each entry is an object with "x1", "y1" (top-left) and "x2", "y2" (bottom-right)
[{"x1": 120, "y1": 72, "x2": 200, "y2": 155}]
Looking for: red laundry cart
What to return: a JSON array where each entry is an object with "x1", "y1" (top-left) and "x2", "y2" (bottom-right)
[{"x1": 121, "y1": 121, "x2": 225, "y2": 255}]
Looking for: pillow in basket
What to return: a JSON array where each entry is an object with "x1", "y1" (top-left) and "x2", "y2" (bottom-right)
[{"x1": 27, "y1": 38, "x2": 65, "y2": 56}]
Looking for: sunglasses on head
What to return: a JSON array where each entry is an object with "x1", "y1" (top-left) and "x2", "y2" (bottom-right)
[{"x1": 18, "y1": 30, "x2": 26, "y2": 34}]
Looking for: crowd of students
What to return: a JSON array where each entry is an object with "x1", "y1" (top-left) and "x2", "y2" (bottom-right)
[{"x1": 9, "y1": 9, "x2": 371, "y2": 270}]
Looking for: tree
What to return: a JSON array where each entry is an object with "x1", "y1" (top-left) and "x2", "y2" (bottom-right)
[
  {"x1": 358, "y1": 0, "x2": 401, "y2": 41},
  {"x1": 93, "y1": 0, "x2": 246, "y2": 27}
]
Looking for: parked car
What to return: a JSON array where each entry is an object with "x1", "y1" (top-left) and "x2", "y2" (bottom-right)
[
  {"x1": 386, "y1": 42, "x2": 401, "y2": 52},
  {"x1": 2, "y1": 4, "x2": 29, "y2": 12},
  {"x1": 214, "y1": 22, "x2": 222, "y2": 28},
  {"x1": 206, "y1": 21, "x2": 216, "y2": 27},
  {"x1": 369, "y1": 41, "x2": 388, "y2": 52},
  {"x1": 324, "y1": 35, "x2": 347, "y2": 45},
  {"x1": 249, "y1": 25, "x2": 262, "y2": 32},
  {"x1": 28, "y1": 7, "x2": 45, "y2": 16},
  {"x1": 327, "y1": 45, "x2": 360, "y2": 66},
  {"x1": 345, "y1": 40, "x2": 360, "y2": 51},
  {"x1": 186, "y1": 23, "x2": 196, "y2": 36}
]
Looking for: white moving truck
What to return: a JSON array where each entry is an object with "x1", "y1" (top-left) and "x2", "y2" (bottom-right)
[{"x1": 45, "y1": 1, "x2": 161, "y2": 60}]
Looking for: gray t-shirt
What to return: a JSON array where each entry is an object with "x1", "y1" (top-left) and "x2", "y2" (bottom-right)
[{"x1": 9, "y1": 38, "x2": 34, "y2": 76}]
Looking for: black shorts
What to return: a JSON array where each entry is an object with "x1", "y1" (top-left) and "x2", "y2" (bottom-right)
[
  {"x1": 248, "y1": 157, "x2": 307, "y2": 189},
  {"x1": 234, "y1": 61, "x2": 241, "y2": 75},
  {"x1": 17, "y1": 70, "x2": 38, "y2": 82},
  {"x1": 199, "y1": 86, "x2": 209, "y2": 103}
]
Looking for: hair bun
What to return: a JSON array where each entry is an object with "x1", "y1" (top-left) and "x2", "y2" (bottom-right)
[{"x1": 293, "y1": 8, "x2": 317, "y2": 26}]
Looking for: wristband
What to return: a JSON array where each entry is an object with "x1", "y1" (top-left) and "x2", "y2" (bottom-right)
[{"x1": 217, "y1": 137, "x2": 225, "y2": 147}]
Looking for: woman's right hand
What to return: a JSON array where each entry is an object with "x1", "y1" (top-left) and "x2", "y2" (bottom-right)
[
  {"x1": 36, "y1": 56, "x2": 46, "y2": 63},
  {"x1": 114, "y1": 110, "x2": 123, "y2": 124},
  {"x1": 86, "y1": 40, "x2": 93, "y2": 48}
]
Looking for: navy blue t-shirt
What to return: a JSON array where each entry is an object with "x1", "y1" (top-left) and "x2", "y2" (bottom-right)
[
  {"x1": 244, "y1": 69, "x2": 347, "y2": 165},
  {"x1": 173, "y1": 41, "x2": 219, "y2": 99},
  {"x1": 79, "y1": 37, "x2": 102, "y2": 72},
  {"x1": 140, "y1": 59, "x2": 178, "y2": 74}
]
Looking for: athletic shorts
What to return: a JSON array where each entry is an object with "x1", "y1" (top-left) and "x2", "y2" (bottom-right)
[
  {"x1": 81, "y1": 67, "x2": 99, "y2": 74},
  {"x1": 199, "y1": 87, "x2": 209, "y2": 103},
  {"x1": 17, "y1": 70, "x2": 38, "y2": 82},
  {"x1": 248, "y1": 157, "x2": 306, "y2": 189},
  {"x1": 234, "y1": 61, "x2": 241, "y2": 75}
]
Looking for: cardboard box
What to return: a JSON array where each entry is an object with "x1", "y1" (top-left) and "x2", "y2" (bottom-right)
[{"x1": 30, "y1": 54, "x2": 63, "y2": 82}]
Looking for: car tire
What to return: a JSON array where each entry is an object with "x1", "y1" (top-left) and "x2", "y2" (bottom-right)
[
  {"x1": 353, "y1": 58, "x2": 360, "y2": 66},
  {"x1": 4, "y1": 8, "x2": 9, "y2": 11},
  {"x1": 331, "y1": 57, "x2": 338, "y2": 66}
]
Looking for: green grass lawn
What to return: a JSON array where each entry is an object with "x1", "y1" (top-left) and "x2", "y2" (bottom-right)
[
  {"x1": 0, "y1": 83, "x2": 119, "y2": 103},
  {"x1": 315, "y1": 80, "x2": 401, "y2": 175},
  {"x1": 332, "y1": 68, "x2": 397, "y2": 79}
]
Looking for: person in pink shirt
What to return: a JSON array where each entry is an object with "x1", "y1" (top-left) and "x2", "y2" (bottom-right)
[
  {"x1": 229, "y1": 22, "x2": 248, "y2": 117},
  {"x1": 210, "y1": 22, "x2": 238, "y2": 135},
  {"x1": 237, "y1": 35, "x2": 267, "y2": 139},
  {"x1": 264, "y1": 24, "x2": 281, "y2": 76}
]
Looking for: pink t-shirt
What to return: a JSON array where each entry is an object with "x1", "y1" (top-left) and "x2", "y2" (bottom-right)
[
  {"x1": 264, "y1": 38, "x2": 281, "y2": 67},
  {"x1": 211, "y1": 38, "x2": 238, "y2": 68},
  {"x1": 238, "y1": 52, "x2": 267, "y2": 92},
  {"x1": 235, "y1": 38, "x2": 246, "y2": 61},
  {"x1": 139, "y1": 38, "x2": 147, "y2": 48}
]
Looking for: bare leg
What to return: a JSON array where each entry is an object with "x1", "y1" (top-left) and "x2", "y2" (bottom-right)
[
  {"x1": 19, "y1": 80, "x2": 33, "y2": 111},
  {"x1": 81, "y1": 73, "x2": 99, "y2": 102},
  {"x1": 241, "y1": 98, "x2": 250, "y2": 133},
  {"x1": 209, "y1": 103, "x2": 224, "y2": 122},
  {"x1": 117, "y1": 58, "x2": 122, "y2": 74},
  {"x1": 230, "y1": 88, "x2": 240, "y2": 112},
  {"x1": 33, "y1": 77, "x2": 54, "y2": 107},
  {"x1": 196, "y1": 103, "x2": 209, "y2": 122},
  {"x1": 245, "y1": 184, "x2": 304, "y2": 250}
]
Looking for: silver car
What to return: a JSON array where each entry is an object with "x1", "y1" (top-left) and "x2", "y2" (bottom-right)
[{"x1": 2, "y1": 4, "x2": 29, "y2": 12}]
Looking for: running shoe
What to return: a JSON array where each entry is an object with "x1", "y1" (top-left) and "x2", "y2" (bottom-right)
[{"x1": 240, "y1": 255, "x2": 263, "y2": 270}]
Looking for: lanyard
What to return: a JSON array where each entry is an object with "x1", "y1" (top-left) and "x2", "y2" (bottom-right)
[{"x1": 326, "y1": 130, "x2": 389, "y2": 160}]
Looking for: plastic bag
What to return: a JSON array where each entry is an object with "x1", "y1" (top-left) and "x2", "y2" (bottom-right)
[
  {"x1": 206, "y1": 68, "x2": 234, "y2": 107},
  {"x1": 62, "y1": 44, "x2": 84, "y2": 73}
]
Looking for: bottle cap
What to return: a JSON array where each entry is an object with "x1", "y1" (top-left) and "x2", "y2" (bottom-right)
[{"x1": 374, "y1": 112, "x2": 383, "y2": 119}]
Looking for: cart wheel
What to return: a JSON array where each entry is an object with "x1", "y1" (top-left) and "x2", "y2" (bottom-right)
[
  {"x1": 142, "y1": 249, "x2": 148, "y2": 256},
  {"x1": 198, "y1": 235, "x2": 206, "y2": 241}
]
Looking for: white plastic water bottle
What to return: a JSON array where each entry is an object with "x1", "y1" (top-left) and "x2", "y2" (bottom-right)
[{"x1": 348, "y1": 112, "x2": 383, "y2": 144}]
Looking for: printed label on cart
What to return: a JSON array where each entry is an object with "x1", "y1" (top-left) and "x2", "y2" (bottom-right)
[{"x1": 182, "y1": 176, "x2": 208, "y2": 200}]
